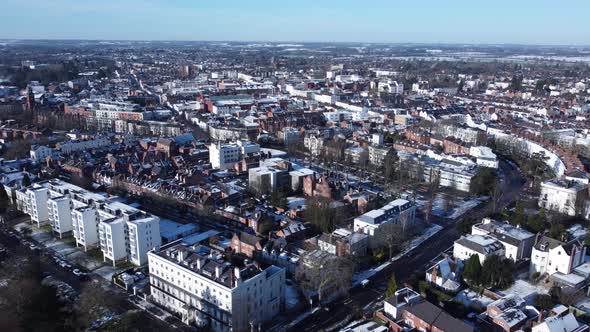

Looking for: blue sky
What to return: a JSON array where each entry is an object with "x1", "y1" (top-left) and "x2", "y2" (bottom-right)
[{"x1": 1, "y1": 0, "x2": 588, "y2": 45}]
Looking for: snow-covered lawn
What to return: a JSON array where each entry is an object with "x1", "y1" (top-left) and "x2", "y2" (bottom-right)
[{"x1": 499, "y1": 279, "x2": 549, "y2": 304}]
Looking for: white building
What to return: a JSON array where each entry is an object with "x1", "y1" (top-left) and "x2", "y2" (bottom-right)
[
  {"x1": 280, "y1": 127, "x2": 301, "y2": 145},
  {"x1": 425, "y1": 257, "x2": 464, "y2": 292},
  {"x1": 469, "y1": 146, "x2": 499, "y2": 169},
  {"x1": 532, "y1": 313, "x2": 588, "y2": 332},
  {"x1": 323, "y1": 110, "x2": 353, "y2": 123},
  {"x1": 437, "y1": 159, "x2": 476, "y2": 192},
  {"x1": 304, "y1": 135, "x2": 324, "y2": 157},
  {"x1": 368, "y1": 145, "x2": 391, "y2": 167},
  {"x1": 377, "y1": 80, "x2": 404, "y2": 94},
  {"x1": 530, "y1": 236, "x2": 586, "y2": 276},
  {"x1": 471, "y1": 218, "x2": 535, "y2": 261},
  {"x1": 313, "y1": 93, "x2": 339, "y2": 105},
  {"x1": 148, "y1": 243, "x2": 285, "y2": 332},
  {"x1": 354, "y1": 199, "x2": 416, "y2": 247},
  {"x1": 344, "y1": 146, "x2": 367, "y2": 165},
  {"x1": 57, "y1": 136, "x2": 111, "y2": 154},
  {"x1": 317, "y1": 228, "x2": 369, "y2": 256},
  {"x1": 398, "y1": 151, "x2": 477, "y2": 192},
  {"x1": 209, "y1": 143, "x2": 241, "y2": 170},
  {"x1": 19, "y1": 179, "x2": 160, "y2": 266},
  {"x1": 30, "y1": 145, "x2": 54, "y2": 162},
  {"x1": 17, "y1": 184, "x2": 49, "y2": 226},
  {"x1": 98, "y1": 201, "x2": 160, "y2": 266},
  {"x1": 453, "y1": 234, "x2": 505, "y2": 263},
  {"x1": 539, "y1": 178, "x2": 588, "y2": 217},
  {"x1": 47, "y1": 194, "x2": 73, "y2": 237}
]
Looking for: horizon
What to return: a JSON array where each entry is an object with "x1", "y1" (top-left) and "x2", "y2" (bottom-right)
[
  {"x1": 3, "y1": 38, "x2": 590, "y2": 48},
  {"x1": 1, "y1": 0, "x2": 589, "y2": 45}
]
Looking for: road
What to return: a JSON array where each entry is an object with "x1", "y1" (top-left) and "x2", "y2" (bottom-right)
[{"x1": 289, "y1": 158, "x2": 526, "y2": 331}]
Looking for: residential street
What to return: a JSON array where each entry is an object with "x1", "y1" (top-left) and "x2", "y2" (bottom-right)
[{"x1": 289, "y1": 158, "x2": 527, "y2": 331}]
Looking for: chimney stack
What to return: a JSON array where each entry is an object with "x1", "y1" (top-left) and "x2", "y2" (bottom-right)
[{"x1": 196, "y1": 258, "x2": 204, "y2": 270}]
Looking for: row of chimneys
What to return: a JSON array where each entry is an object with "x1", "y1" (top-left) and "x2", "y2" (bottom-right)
[{"x1": 173, "y1": 249, "x2": 243, "y2": 282}]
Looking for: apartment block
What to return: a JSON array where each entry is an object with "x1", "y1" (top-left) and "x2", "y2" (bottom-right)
[
  {"x1": 17, "y1": 179, "x2": 160, "y2": 266},
  {"x1": 148, "y1": 242, "x2": 285, "y2": 332}
]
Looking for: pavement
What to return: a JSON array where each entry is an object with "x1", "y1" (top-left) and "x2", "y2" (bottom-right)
[{"x1": 288, "y1": 158, "x2": 527, "y2": 331}]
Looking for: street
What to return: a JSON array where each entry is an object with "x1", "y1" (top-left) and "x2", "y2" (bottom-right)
[{"x1": 289, "y1": 158, "x2": 526, "y2": 331}]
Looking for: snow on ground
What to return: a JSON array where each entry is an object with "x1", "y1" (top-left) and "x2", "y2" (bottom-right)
[
  {"x1": 454, "y1": 289, "x2": 495, "y2": 310},
  {"x1": 261, "y1": 148, "x2": 287, "y2": 157},
  {"x1": 285, "y1": 283, "x2": 300, "y2": 310},
  {"x1": 499, "y1": 279, "x2": 549, "y2": 304},
  {"x1": 14, "y1": 222, "x2": 122, "y2": 280},
  {"x1": 446, "y1": 197, "x2": 487, "y2": 219},
  {"x1": 416, "y1": 195, "x2": 486, "y2": 219},
  {"x1": 352, "y1": 223, "x2": 443, "y2": 286},
  {"x1": 287, "y1": 197, "x2": 306, "y2": 210},
  {"x1": 94, "y1": 266, "x2": 119, "y2": 281}
]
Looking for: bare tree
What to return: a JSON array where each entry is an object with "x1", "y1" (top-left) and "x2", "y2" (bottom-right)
[
  {"x1": 374, "y1": 223, "x2": 408, "y2": 260},
  {"x1": 296, "y1": 254, "x2": 354, "y2": 304}
]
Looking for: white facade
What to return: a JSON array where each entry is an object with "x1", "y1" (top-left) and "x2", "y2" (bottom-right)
[
  {"x1": 313, "y1": 93, "x2": 338, "y2": 105},
  {"x1": 378, "y1": 80, "x2": 404, "y2": 94},
  {"x1": 18, "y1": 179, "x2": 160, "y2": 266},
  {"x1": 471, "y1": 218, "x2": 535, "y2": 261},
  {"x1": 354, "y1": 199, "x2": 416, "y2": 243},
  {"x1": 148, "y1": 243, "x2": 285, "y2": 332},
  {"x1": 47, "y1": 195, "x2": 73, "y2": 237},
  {"x1": 469, "y1": 146, "x2": 499, "y2": 169},
  {"x1": 72, "y1": 206, "x2": 99, "y2": 250},
  {"x1": 368, "y1": 145, "x2": 390, "y2": 167},
  {"x1": 453, "y1": 234, "x2": 505, "y2": 263},
  {"x1": 303, "y1": 135, "x2": 324, "y2": 157},
  {"x1": 539, "y1": 179, "x2": 588, "y2": 216},
  {"x1": 209, "y1": 143, "x2": 241, "y2": 170},
  {"x1": 438, "y1": 161, "x2": 475, "y2": 192},
  {"x1": 58, "y1": 136, "x2": 111, "y2": 154},
  {"x1": 30, "y1": 145, "x2": 54, "y2": 162},
  {"x1": 18, "y1": 184, "x2": 49, "y2": 226},
  {"x1": 530, "y1": 236, "x2": 586, "y2": 276}
]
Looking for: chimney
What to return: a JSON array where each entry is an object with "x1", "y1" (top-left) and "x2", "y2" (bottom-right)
[
  {"x1": 234, "y1": 267, "x2": 242, "y2": 286},
  {"x1": 177, "y1": 250, "x2": 185, "y2": 262},
  {"x1": 215, "y1": 265, "x2": 222, "y2": 279},
  {"x1": 196, "y1": 258, "x2": 204, "y2": 270}
]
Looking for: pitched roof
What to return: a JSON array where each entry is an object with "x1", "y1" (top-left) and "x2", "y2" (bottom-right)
[
  {"x1": 236, "y1": 231, "x2": 262, "y2": 247},
  {"x1": 405, "y1": 300, "x2": 473, "y2": 332}
]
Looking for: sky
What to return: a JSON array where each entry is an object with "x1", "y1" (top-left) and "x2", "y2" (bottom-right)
[{"x1": 1, "y1": 0, "x2": 588, "y2": 45}]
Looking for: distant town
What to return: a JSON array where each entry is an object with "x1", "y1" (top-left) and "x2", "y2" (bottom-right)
[{"x1": 0, "y1": 40, "x2": 589, "y2": 332}]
